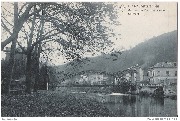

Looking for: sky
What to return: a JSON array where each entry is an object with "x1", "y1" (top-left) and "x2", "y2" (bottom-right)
[
  {"x1": 112, "y1": 2, "x2": 177, "y2": 50},
  {"x1": 1, "y1": 2, "x2": 177, "y2": 65}
]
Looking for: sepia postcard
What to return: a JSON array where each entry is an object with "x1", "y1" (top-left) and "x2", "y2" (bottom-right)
[{"x1": 1, "y1": 1, "x2": 178, "y2": 120}]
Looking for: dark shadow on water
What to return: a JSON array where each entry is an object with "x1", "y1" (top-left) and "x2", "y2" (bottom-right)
[
  {"x1": 153, "y1": 96, "x2": 164, "y2": 106},
  {"x1": 102, "y1": 94, "x2": 176, "y2": 117},
  {"x1": 122, "y1": 95, "x2": 136, "y2": 105}
]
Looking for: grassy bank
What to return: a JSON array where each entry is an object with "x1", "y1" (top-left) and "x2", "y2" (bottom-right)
[{"x1": 1, "y1": 91, "x2": 114, "y2": 117}]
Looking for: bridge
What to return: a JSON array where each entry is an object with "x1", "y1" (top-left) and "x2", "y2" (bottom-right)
[{"x1": 56, "y1": 84, "x2": 115, "y2": 87}]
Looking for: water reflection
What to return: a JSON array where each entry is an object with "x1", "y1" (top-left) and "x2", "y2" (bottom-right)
[
  {"x1": 101, "y1": 95, "x2": 176, "y2": 117},
  {"x1": 122, "y1": 95, "x2": 136, "y2": 105}
]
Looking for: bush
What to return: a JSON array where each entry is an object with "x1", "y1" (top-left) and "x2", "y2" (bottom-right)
[
  {"x1": 152, "y1": 87, "x2": 164, "y2": 98},
  {"x1": 112, "y1": 81, "x2": 136, "y2": 93}
]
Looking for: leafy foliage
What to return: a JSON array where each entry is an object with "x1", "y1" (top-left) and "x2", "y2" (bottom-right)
[
  {"x1": 112, "y1": 80, "x2": 136, "y2": 94},
  {"x1": 1, "y1": 92, "x2": 114, "y2": 117},
  {"x1": 39, "y1": 2, "x2": 119, "y2": 61}
]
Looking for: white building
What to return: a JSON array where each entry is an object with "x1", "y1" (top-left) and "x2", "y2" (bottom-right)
[
  {"x1": 60, "y1": 71, "x2": 113, "y2": 86},
  {"x1": 114, "y1": 65, "x2": 144, "y2": 85},
  {"x1": 148, "y1": 62, "x2": 177, "y2": 86},
  {"x1": 126, "y1": 65, "x2": 144, "y2": 83}
]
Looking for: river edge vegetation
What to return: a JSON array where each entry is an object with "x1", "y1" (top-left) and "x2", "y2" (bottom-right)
[{"x1": 1, "y1": 91, "x2": 115, "y2": 117}]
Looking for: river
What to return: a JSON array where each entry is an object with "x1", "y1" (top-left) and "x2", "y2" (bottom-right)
[
  {"x1": 71, "y1": 92, "x2": 177, "y2": 117},
  {"x1": 60, "y1": 87, "x2": 177, "y2": 117},
  {"x1": 97, "y1": 94, "x2": 177, "y2": 117}
]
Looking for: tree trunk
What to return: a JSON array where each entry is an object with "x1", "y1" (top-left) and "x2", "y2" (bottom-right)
[
  {"x1": 3, "y1": 3, "x2": 19, "y2": 94},
  {"x1": 33, "y1": 7, "x2": 44, "y2": 92},
  {"x1": 24, "y1": 6, "x2": 37, "y2": 94},
  {"x1": 25, "y1": 52, "x2": 32, "y2": 94},
  {"x1": 3, "y1": 53, "x2": 16, "y2": 94},
  {"x1": 5, "y1": 42, "x2": 17, "y2": 94},
  {"x1": 33, "y1": 53, "x2": 40, "y2": 92}
]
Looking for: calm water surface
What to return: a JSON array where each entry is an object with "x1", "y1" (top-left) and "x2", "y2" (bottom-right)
[
  {"x1": 63, "y1": 87, "x2": 177, "y2": 117},
  {"x1": 99, "y1": 94, "x2": 177, "y2": 117}
]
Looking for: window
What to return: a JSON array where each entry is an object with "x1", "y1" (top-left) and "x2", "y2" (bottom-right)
[
  {"x1": 175, "y1": 71, "x2": 177, "y2": 76},
  {"x1": 157, "y1": 71, "x2": 160, "y2": 76},
  {"x1": 166, "y1": 71, "x2": 169, "y2": 76}
]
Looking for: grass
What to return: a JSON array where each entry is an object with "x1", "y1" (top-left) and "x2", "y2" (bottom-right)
[{"x1": 1, "y1": 91, "x2": 114, "y2": 117}]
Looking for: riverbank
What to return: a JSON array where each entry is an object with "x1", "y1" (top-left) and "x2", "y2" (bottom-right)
[
  {"x1": 68, "y1": 92, "x2": 177, "y2": 117},
  {"x1": 136, "y1": 90, "x2": 177, "y2": 100},
  {"x1": 56, "y1": 86, "x2": 177, "y2": 100},
  {"x1": 1, "y1": 91, "x2": 114, "y2": 117}
]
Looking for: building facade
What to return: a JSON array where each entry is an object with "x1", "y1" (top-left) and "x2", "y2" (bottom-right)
[
  {"x1": 114, "y1": 65, "x2": 144, "y2": 85},
  {"x1": 148, "y1": 62, "x2": 177, "y2": 86},
  {"x1": 60, "y1": 71, "x2": 114, "y2": 86},
  {"x1": 129, "y1": 65, "x2": 144, "y2": 83},
  {"x1": 4, "y1": 47, "x2": 26, "y2": 61}
]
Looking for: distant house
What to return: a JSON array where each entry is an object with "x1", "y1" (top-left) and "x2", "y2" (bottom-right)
[
  {"x1": 147, "y1": 62, "x2": 177, "y2": 86},
  {"x1": 80, "y1": 71, "x2": 114, "y2": 85},
  {"x1": 114, "y1": 64, "x2": 144, "y2": 85},
  {"x1": 128, "y1": 65, "x2": 144, "y2": 83},
  {"x1": 4, "y1": 47, "x2": 26, "y2": 61},
  {"x1": 60, "y1": 70, "x2": 114, "y2": 86},
  {"x1": 80, "y1": 73, "x2": 108, "y2": 85}
]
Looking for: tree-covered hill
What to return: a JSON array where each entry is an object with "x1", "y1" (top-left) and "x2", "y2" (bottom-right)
[{"x1": 55, "y1": 30, "x2": 177, "y2": 75}]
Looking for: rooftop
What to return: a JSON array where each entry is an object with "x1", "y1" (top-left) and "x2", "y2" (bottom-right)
[{"x1": 153, "y1": 62, "x2": 177, "y2": 68}]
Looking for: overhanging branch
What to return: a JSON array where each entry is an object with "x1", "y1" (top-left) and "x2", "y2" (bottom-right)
[
  {"x1": 1, "y1": 20, "x2": 12, "y2": 35},
  {"x1": 1, "y1": 16, "x2": 14, "y2": 27},
  {"x1": 18, "y1": 3, "x2": 28, "y2": 15},
  {"x1": 31, "y1": 32, "x2": 61, "y2": 48}
]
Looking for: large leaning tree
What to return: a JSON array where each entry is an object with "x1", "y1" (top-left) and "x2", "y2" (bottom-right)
[{"x1": 1, "y1": 2, "x2": 120, "y2": 94}]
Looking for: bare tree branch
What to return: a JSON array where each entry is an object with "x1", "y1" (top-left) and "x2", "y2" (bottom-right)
[
  {"x1": 1, "y1": 20, "x2": 12, "y2": 35},
  {"x1": 28, "y1": 4, "x2": 44, "y2": 17},
  {"x1": 1, "y1": 16, "x2": 14, "y2": 27},
  {"x1": 41, "y1": 40, "x2": 54, "y2": 46},
  {"x1": 17, "y1": 41, "x2": 27, "y2": 54},
  {"x1": 43, "y1": 28, "x2": 58, "y2": 37},
  {"x1": 20, "y1": 27, "x2": 29, "y2": 41},
  {"x1": 2, "y1": 6, "x2": 13, "y2": 16},
  {"x1": 1, "y1": 3, "x2": 44, "y2": 50},
  {"x1": 18, "y1": 3, "x2": 28, "y2": 15},
  {"x1": 31, "y1": 32, "x2": 61, "y2": 48},
  {"x1": 36, "y1": 14, "x2": 66, "y2": 33},
  {"x1": 2, "y1": 49, "x2": 25, "y2": 54}
]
